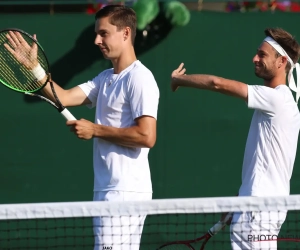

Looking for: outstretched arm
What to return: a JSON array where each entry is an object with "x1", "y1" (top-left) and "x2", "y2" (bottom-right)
[{"x1": 171, "y1": 63, "x2": 248, "y2": 102}]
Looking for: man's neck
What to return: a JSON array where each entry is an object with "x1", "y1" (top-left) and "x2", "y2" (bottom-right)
[
  {"x1": 111, "y1": 47, "x2": 137, "y2": 74},
  {"x1": 264, "y1": 74, "x2": 287, "y2": 88}
]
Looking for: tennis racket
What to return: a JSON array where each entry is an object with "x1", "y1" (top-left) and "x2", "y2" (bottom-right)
[
  {"x1": 0, "y1": 28, "x2": 76, "y2": 121},
  {"x1": 157, "y1": 212, "x2": 233, "y2": 250}
]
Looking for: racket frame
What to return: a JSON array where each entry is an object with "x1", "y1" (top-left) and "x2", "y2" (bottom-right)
[{"x1": 157, "y1": 212, "x2": 233, "y2": 250}]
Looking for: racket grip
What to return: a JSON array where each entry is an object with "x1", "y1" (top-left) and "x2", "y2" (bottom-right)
[
  {"x1": 208, "y1": 212, "x2": 233, "y2": 236},
  {"x1": 60, "y1": 108, "x2": 77, "y2": 121}
]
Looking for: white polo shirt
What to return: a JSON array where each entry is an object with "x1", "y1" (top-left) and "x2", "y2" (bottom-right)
[
  {"x1": 78, "y1": 60, "x2": 159, "y2": 192},
  {"x1": 239, "y1": 85, "x2": 300, "y2": 197}
]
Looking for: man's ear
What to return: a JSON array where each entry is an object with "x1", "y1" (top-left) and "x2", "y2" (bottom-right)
[
  {"x1": 279, "y1": 56, "x2": 288, "y2": 68},
  {"x1": 123, "y1": 27, "x2": 130, "y2": 41}
]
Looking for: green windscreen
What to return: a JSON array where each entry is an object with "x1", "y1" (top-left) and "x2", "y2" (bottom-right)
[{"x1": 0, "y1": 29, "x2": 49, "y2": 93}]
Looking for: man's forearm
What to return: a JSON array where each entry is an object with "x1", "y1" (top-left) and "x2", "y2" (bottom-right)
[
  {"x1": 40, "y1": 78, "x2": 90, "y2": 107},
  {"x1": 30, "y1": 63, "x2": 67, "y2": 106},
  {"x1": 173, "y1": 74, "x2": 218, "y2": 90},
  {"x1": 93, "y1": 124, "x2": 154, "y2": 148},
  {"x1": 173, "y1": 74, "x2": 248, "y2": 100},
  {"x1": 40, "y1": 77, "x2": 68, "y2": 106}
]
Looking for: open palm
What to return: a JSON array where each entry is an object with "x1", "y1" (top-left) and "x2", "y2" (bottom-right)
[{"x1": 4, "y1": 31, "x2": 38, "y2": 70}]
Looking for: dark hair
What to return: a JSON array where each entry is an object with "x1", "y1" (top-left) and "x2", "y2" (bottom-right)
[
  {"x1": 95, "y1": 5, "x2": 136, "y2": 44},
  {"x1": 265, "y1": 28, "x2": 300, "y2": 73}
]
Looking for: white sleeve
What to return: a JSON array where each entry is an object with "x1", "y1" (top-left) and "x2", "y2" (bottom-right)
[
  {"x1": 247, "y1": 85, "x2": 284, "y2": 116},
  {"x1": 78, "y1": 73, "x2": 102, "y2": 109},
  {"x1": 127, "y1": 70, "x2": 160, "y2": 120}
]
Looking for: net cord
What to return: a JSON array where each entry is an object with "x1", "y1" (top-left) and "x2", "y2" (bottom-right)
[{"x1": 1, "y1": 195, "x2": 300, "y2": 220}]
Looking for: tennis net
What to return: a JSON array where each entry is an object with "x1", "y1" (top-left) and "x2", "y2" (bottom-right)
[{"x1": 1, "y1": 195, "x2": 300, "y2": 249}]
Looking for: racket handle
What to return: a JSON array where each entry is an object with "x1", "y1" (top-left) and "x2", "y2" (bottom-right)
[
  {"x1": 60, "y1": 108, "x2": 77, "y2": 121},
  {"x1": 208, "y1": 212, "x2": 233, "y2": 236}
]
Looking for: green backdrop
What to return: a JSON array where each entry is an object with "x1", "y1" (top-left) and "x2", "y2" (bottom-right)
[
  {"x1": 0, "y1": 11, "x2": 300, "y2": 205},
  {"x1": 1, "y1": 10, "x2": 300, "y2": 250}
]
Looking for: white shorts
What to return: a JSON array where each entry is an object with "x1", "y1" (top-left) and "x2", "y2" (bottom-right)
[
  {"x1": 93, "y1": 191, "x2": 152, "y2": 250},
  {"x1": 230, "y1": 211, "x2": 287, "y2": 250}
]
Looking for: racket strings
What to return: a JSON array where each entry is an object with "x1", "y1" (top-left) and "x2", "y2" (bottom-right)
[
  {"x1": 0, "y1": 34, "x2": 33, "y2": 83},
  {"x1": 0, "y1": 58, "x2": 24, "y2": 90},
  {"x1": 0, "y1": 56, "x2": 37, "y2": 91},
  {"x1": 0, "y1": 30, "x2": 49, "y2": 92},
  {"x1": 0, "y1": 36, "x2": 26, "y2": 89},
  {"x1": 0, "y1": 37, "x2": 41, "y2": 91}
]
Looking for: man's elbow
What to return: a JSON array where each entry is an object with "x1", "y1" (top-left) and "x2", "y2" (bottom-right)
[
  {"x1": 211, "y1": 76, "x2": 223, "y2": 91},
  {"x1": 142, "y1": 134, "x2": 156, "y2": 148}
]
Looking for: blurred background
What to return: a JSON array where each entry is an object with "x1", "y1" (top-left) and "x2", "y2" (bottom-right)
[{"x1": 0, "y1": 0, "x2": 300, "y2": 204}]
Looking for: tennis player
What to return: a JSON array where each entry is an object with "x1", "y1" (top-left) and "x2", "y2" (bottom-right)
[
  {"x1": 170, "y1": 28, "x2": 300, "y2": 250},
  {"x1": 6, "y1": 4, "x2": 159, "y2": 250}
]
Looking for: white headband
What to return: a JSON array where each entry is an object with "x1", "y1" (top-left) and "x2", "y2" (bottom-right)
[{"x1": 264, "y1": 36, "x2": 300, "y2": 103}]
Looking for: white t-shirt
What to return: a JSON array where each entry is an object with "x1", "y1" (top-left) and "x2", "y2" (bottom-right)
[
  {"x1": 239, "y1": 85, "x2": 300, "y2": 197},
  {"x1": 78, "y1": 60, "x2": 159, "y2": 192}
]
